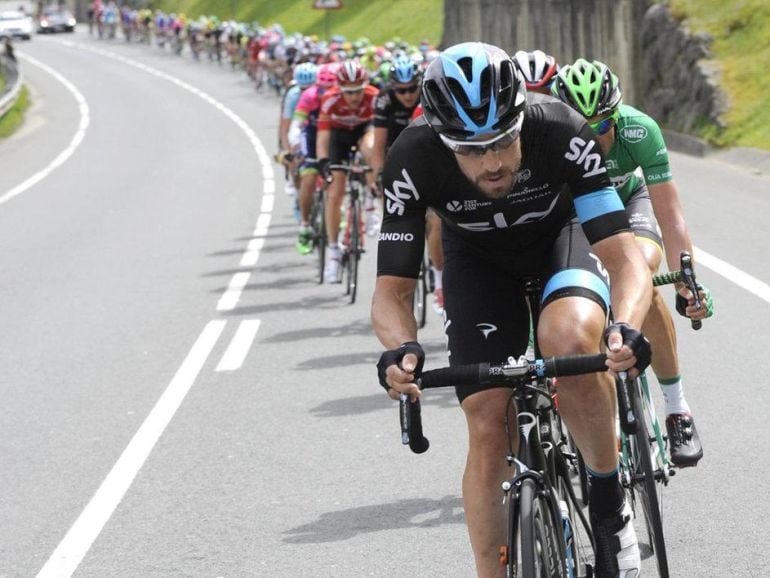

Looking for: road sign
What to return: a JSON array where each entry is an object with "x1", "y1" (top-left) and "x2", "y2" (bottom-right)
[{"x1": 312, "y1": 0, "x2": 343, "y2": 9}]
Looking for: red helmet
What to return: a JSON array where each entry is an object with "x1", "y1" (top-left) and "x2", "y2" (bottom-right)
[{"x1": 336, "y1": 60, "x2": 368, "y2": 91}]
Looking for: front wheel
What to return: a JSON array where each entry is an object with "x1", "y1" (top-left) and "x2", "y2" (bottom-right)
[
  {"x1": 631, "y1": 380, "x2": 669, "y2": 577},
  {"x1": 311, "y1": 188, "x2": 326, "y2": 284},
  {"x1": 511, "y1": 478, "x2": 568, "y2": 577},
  {"x1": 345, "y1": 200, "x2": 361, "y2": 304}
]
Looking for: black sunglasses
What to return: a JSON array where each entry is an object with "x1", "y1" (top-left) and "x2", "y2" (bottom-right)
[{"x1": 394, "y1": 85, "x2": 419, "y2": 95}]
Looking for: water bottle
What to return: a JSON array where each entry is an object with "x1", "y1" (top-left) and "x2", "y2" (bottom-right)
[{"x1": 560, "y1": 500, "x2": 575, "y2": 578}]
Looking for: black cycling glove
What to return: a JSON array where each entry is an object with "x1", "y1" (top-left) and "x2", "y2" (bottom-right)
[
  {"x1": 376, "y1": 341, "x2": 425, "y2": 392},
  {"x1": 603, "y1": 322, "x2": 652, "y2": 372},
  {"x1": 676, "y1": 283, "x2": 714, "y2": 318},
  {"x1": 317, "y1": 158, "x2": 332, "y2": 181}
]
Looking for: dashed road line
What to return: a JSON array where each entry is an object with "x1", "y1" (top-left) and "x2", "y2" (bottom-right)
[{"x1": 216, "y1": 320, "x2": 262, "y2": 371}]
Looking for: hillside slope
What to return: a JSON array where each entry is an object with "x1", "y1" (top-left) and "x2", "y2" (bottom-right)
[
  {"x1": 671, "y1": 0, "x2": 770, "y2": 148},
  {"x1": 151, "y1": 0, "x2": 443, "y2": 46}
]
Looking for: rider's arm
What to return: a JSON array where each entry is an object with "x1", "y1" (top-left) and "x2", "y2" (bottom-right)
[
  {"x1": 316, "y1": 128, "x2": 330, "y2": 160},
  {"x1": 278, "y1": 117, "x2": 292, "y2": 152},
  {"x1": 287, "y1": 116, "x2": 304, "y2": 150},
  {"x1": 370, "y1": 127, "x2": 389, "y2": 180},
  {"x1": 372, "y1": 275, "x2": 419, "y2": 349},
  {"x1": 648, "y1": 180, "x2": 693, "y2": 273},
  {"x1": 592, "y1": 231, "x2": 652, "y2": 330}
]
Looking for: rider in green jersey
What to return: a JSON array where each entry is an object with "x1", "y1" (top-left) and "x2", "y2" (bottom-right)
[{"x1": 552, "y1": 59, "x2": 714, "y2": 467}]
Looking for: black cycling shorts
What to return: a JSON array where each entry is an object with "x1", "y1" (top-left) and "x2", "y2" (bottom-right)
[
  {"x1": 329, "y1": 124, "x2": 371, "y2": 165},
  {"x1": 441, "y1": 217, "x2": 611, "y2": 403},
  {"x1": 625, "y1": 182, "x2": 662, "y2": 252}
]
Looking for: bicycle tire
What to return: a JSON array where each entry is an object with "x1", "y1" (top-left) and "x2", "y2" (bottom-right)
[
  {"x1": 347, "y1": 198, "x2": 361, "y2": 304},
  {"x1": 556, "y1": 471, "x2": 593, "y2": 578},
  {"x1": 630, "y1": 381, "x2": 670, "y2": 578},
  {"x1": 312, "y1": 188, "x2": 326, "y2": 284},
  {"x1": 513, "y1": 478, "x2": 567, "y2": 577},
  {"x1": 413, "y1": 256, "x2": 427, "y2": 328}
]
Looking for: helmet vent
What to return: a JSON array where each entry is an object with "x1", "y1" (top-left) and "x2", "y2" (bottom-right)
[{"x1": 457, "y1": 57, "x2": 475, "y2": 82}]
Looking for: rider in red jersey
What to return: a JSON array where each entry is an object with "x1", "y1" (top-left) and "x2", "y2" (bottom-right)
[{"x1": 316, "y1": 60, "x2": 379, "y2": 283}]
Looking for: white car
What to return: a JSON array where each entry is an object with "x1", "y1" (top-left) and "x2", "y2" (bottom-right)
[{"x1": 0, "y1": 10, "x2": 33, "y2": 40}]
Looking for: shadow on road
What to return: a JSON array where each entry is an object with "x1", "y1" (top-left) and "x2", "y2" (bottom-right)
[
  {"x1": 309, "y1": 387, "x2": 458, "y2": 418},
  {"x1": 294, "y1": 340, "x2": 447, "y2": 370},
  {"x1": 283, "y1": 495, "x2": 464, "y2": 543},
  {"x1": 221, "y1": 294, "x2": 341, "y2": 315}
]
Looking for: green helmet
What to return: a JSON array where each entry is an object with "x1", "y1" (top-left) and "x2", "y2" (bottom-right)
[{"x1": 551, "y1": 58, "x2": 622, "y2": 117}]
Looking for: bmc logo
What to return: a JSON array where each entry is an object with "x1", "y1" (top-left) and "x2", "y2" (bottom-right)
[
  {"x1": 378, "y1": 232, "x2": 415, "y2": 242},
  {"x1": 564, "y1": 137, "x2": 607, "y2": 178},
  {"x1": 384, "y1": 169, "x2": 420, "y2": 216},
  {"x1": 620, "y1": 125, "x2": 648, "y2": 143}
]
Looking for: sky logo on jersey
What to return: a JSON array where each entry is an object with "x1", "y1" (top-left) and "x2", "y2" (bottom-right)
[
  {"x1": 378, "y1": 232, "x2": 415, "y2": 242},
  {"x1": 384, "y1": 169, "x2": 420, "y2": 216},
  {"x1": 620, "y1": 125, "x2": 648, "y2": 143},
  {"x1": 564, "y1": 137, "x2": 607, "y2": 178},
  {"x1": 446, "y1": 200, "x2": 463, "y2": 212}
]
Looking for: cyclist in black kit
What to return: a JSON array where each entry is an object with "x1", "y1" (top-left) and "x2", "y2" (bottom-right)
[
  {"x1": 370, "y1": 55, "x2": 446, "y2": 313},
  {"x1": 372, "y1": 42, "x2": 652, "y2": 578}
]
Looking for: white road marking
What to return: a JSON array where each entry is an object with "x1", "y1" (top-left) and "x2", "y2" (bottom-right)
[
  {"x1": 217, "y1": 272, "x2": 251, "y2": 311},
  {"x1": 240, "y1": 237, "x2": 265, "y2": 268},
  {"x1": 0, "y1": 53, "x2": 90, "y2": 207},
  {"x1": 28, "y1": 40, "x2": 276, "y2": 577},
  {"x1": 260, "y1": 193, "x2": 275, "y2": 212},
  {"x1": 36, "y1": 320, "x2": 226, "y2": 578},
  {"x1": 262, "y1": 179, "x2": 275, "y2": 194},
  {"x1": 216, "y1": 320, "x2": 262, "y2": 371},
  {"x1": 254, "y1": 213, "x2": 271, "y2": 237},
  {"x1": 695, "y1": 246, "x2": 770, "y2": 303}
]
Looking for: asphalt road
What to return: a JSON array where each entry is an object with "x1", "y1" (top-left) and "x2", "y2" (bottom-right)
[{"x1": 1, "y1": 27, "x2": 769, "y2": 578}]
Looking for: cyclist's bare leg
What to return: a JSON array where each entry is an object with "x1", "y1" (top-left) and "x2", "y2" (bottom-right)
[
  {"x1": 298, "y1": 171, "x2": 317, "y2": 225},
  {"x1": 461, "y1": 387, "x2": 517, "y2": 578},
  {"x1": 636, "y1": 239, "x2": 680, "y2": 380},
  {"x1": 538, "y1": 297, "x2": 618, "y2": 473},
  {"x1": 325, "y1": 172, "x2": 346, "y2": 244}
]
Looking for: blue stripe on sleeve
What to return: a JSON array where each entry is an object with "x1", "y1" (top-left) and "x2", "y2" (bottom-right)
[
  {"x1": 573, "y1": 187, "x2": 624, "y2": 224},
  {"x1": 542, "y1": 269, "x2": 611, "y2": 309}
]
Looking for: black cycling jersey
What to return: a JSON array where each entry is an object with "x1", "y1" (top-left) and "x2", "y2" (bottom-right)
[
  {"x1": 373, "y1": 88, "x2": 419, "y2": 148},
  {"x1": 377, "y1": 98, "x2": 629, "y2": 279}
]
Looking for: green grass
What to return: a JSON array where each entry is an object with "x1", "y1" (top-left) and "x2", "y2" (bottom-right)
[
  {"x1": 670, "y1": 0, "x2": 770, "y2": 148},
  {"x1": 0, "y1": 85, "x2": 29, "y2": 139},
  {"x1": 150, "y1": 0, "x2": 444, "y2": 46}
]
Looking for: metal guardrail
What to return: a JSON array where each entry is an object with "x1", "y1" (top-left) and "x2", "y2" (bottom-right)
[{"x1": 0, "y1": 55, "x2": 23, "y2": 118}]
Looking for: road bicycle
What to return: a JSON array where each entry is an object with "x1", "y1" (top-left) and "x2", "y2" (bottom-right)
[
  {"x1": 399, "y1": 276, "x2": 602, "y2": 577},
  {"x1": 279, "y1": 153, "x2": 327, "y2": 284},
  {"x1": 328, "y1": 148, "x2": 371, "y2": 304},
  {"x1": 397, "y1": 253, "x2": 705, "y2": 576},
  {"x1": 612, "y1": 251, "x2": 704, "y2": 578}
]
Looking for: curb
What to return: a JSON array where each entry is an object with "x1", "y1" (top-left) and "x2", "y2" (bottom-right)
[
  {"x1": 663, "y1": 129, "x2": 770, "y2": 176},
  {"x1": 0, "y1": 56, "x2": 23, "y2": 118}
]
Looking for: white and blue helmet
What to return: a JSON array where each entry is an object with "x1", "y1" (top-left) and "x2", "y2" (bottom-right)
[
  {"x1": 293, "y1": 62, "x2": 318, "y2": 88},
  {"x1": 421, "y1": 42, "x2": 526, "y2": 140},
  {"x1": 389, "y1": 55, "x2": 421, "y2": 84}
]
